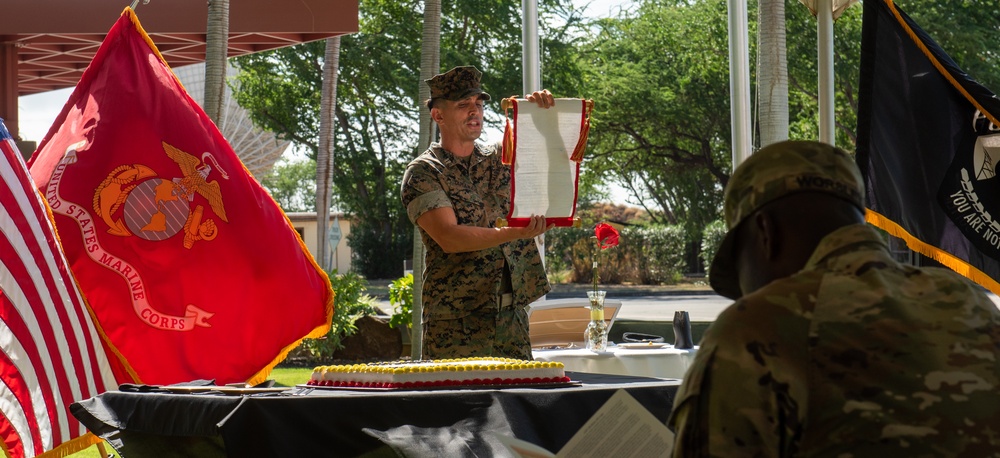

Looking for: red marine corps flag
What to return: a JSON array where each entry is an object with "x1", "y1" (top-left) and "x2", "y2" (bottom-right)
[
  {"x1": 2, "y1": 119, "x2": 127, "y2": 456},
  {"x1": 27, "y1": 8, "x2": 334, "y2": 386},
  {"x1": 856, "y1": 0, "x2": 1000, "y2": 293}
]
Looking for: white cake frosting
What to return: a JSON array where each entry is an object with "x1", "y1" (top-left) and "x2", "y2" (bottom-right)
[{"x1": 308, "y1": 357, "x2": 568, "y2": 389}]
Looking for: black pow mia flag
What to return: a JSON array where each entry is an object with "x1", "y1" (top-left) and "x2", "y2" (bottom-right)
[{"x1": 856, "y1": 0, "x2": 1000, "y2": 293}]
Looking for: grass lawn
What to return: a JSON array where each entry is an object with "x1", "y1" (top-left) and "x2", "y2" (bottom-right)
[
  {"x1": 270, "y1": 366, "x2": 313, "y2": 387},
  {"x1": 67, "y1": 366, "x2": 312, "y2": 457}
]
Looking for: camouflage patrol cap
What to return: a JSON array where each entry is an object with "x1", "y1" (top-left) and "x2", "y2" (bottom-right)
[
  {"x1": 425, "y1": 66, "x2": 491, "y2": 107},
  {"x1": 710, "y1": 140, "x2": 866, "y2": 299}
]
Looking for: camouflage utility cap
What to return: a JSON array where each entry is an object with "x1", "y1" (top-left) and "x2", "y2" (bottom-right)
[
  {"x1": 710, "y1": 140, "x2": 865, "y2": 299},
  {"x1": 426, "y1": 66, "x2": 491, "y2": 104}
]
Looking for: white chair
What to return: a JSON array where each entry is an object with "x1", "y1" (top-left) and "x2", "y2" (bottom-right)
[{"x1": 527, "y1": 298, "x2": 622, "y2": 348}]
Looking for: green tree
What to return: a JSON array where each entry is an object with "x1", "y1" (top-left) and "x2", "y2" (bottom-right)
[
  {"x1": 576, "y1": 0, "x2": 1000, "y2": 245},
  {"x1": 909, "y1": 2, "x2": 1000, "y2": 92},
  {"x1": 259, "y1": 156, "x2": 318, "y2": 213},
  {"x1": 785, "y1": 3, "x2": 864, "y2": 146},
  {"x1": 230, "y1": 0, "x2": 584, "y2": 279},
  {"x1": 785, "y1": 1, "x2": 1000, "y2": 148},
  {"x1": 579, "y1": 0, "x2": 736, "y2": 238},
  {"x1": 232, "y1": 0, "x2": 421, "y2": 278}
]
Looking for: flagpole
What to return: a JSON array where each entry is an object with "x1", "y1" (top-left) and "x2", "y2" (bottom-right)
[
  {"x1": 523, "y1": 0, "x2": 548, "y2": 298},
  {"x1": 728, "y1": 0, "x2": 752, "y2": 167},
  {"x1": 523, "y1": 0, "x2": 541, "y2": 94},
  {"x1": 817, "y1": 0, "x2": 835, "y2": 146}
]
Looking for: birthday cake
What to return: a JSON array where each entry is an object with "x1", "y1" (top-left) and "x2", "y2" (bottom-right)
[{"x1": 308, "y1": 357, "x2": 569, "y2": 389}]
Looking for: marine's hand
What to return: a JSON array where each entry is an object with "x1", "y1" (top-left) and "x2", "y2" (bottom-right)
[
  {"x1": 526, "y1": 89, "x2": 555, "y2": 109},
  {"x1": 514, "y1": 214, "x2": 554, "y2": 239}
]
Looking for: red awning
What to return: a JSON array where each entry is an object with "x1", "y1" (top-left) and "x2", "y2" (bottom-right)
[{"x1": 5, "y1": 0, "x2": 358, "y2": 95}]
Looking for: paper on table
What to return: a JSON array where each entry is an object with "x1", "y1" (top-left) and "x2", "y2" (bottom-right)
[
  {"x1": 497, "y1": 436, "x2": 559, "y2": 458},
  {"x1": 497, "y1": 389, "x2": 674, "y2": 458},
  {"x1": 505, "y1": 98, "x2": 590, "y2": 225}
]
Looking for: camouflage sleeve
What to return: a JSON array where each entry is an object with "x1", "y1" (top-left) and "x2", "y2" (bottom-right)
[
  {"x1": 401, "y1": 162, "x2": 452, "y2": 224},
  {"x1": 669, "y1": 294, "x2": 811, "y2": 457},
  {"x1": 507, "y1": 237, "x2": 551, "y2": 308},
  {"x1": 481, "y1": 142, "x2": 511, "y2": 212},
  {"x1": 667, "y1": 347, "x2": 714, "y2": 456}
]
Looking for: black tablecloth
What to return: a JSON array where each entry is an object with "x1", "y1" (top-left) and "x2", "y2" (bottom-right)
[{"x1": 71, "y1": 372, "x2": 680, "y2": 457}]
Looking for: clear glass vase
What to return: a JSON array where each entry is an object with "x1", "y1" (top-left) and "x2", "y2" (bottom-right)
[{"x1": 585, "y1": 290, "x2": 608, "y2": 352}]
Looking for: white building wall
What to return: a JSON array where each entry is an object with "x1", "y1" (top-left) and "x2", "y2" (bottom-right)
[{"x1": 285, "y1": 212, "x2": 353, "y2": 273}]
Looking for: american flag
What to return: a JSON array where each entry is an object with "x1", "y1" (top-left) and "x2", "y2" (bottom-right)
[{"x1": 0, "y1": 119, "x2": 123, "y2": 457}]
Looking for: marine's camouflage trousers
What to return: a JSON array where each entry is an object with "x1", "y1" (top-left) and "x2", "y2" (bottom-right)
[{"x1": 422, "y1": 299, "x2": 531, "y2": 360}]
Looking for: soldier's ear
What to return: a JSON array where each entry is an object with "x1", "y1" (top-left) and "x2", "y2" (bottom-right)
[
  {"x1": 754, "y1": 211, "x2": 780, "y2": 262},
  {"x1": 430, "y1": 107, "x2": 443, "y2": 123}
]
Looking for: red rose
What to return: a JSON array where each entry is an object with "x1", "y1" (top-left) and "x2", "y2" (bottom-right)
[{"x1": 595, "y1": 222, "x2": 620, "y2": 250}]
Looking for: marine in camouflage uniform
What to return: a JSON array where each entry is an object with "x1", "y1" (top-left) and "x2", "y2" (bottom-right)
[
  {"x1": 401, "y1": 66, "x2": 550, "y2": 361},
  {"x1": 669, "y1": 141, "x2": 1000, "y2": 456}
]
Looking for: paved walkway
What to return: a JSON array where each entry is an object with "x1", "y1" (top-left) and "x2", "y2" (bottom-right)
[
  {"x1": 545, "y1": 282, "x2": 725, "y2": 323},
  {"x1": 546, "y1": 283, "x2": 1000, "y2": 323},
  {"x1": 374, "y1": 280, "x2": 1000, "y2": 325},
  {"x1": 546, "y1": 281, "x2": 714, "y2": 297}
]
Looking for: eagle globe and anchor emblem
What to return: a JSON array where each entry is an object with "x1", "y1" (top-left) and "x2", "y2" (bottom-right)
[{"x1": 95, "y1": 141, "x2": 230, "y2": 246}]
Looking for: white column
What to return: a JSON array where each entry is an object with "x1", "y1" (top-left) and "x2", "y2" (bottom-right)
[
  {"x1": 728, "y1": 0, "x2": 752, "y2": 167},
  {"x1": 817, "y1": 0, "x2": 835, "y2": 146},
  {"x1": 523, "y1": 0, "x2": 541, "y2": 94},
  {"x1": 523, "y1": 0, "x2": 546, "y2": 296}
]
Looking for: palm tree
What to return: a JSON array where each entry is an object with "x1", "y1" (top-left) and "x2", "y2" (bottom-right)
[
  {"x1": 757, "y1": 0, "x2": 788, "y2": 148},
  {"x1": 204, "y1": 0, "x2": 229, "y2": 124},
  {"x1": 317, "y1": 37, "x2": 342, "y2": 271},
  {"x1": 412, "y1": 0, "x2": 441, "y2": 358}
]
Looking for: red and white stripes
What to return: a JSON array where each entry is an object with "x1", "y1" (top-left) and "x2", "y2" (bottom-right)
[{"x1": 1, "y1": 126, "x2": 120, "y2": 457}]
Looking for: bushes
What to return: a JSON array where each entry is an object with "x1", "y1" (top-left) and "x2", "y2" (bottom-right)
[
  {"x1": 633, "y1": 226, "x2": 687, "y2": 284},
  {"x1": 544, "y1": 225, "x2": 687, "y2": 285},
  {"x1": 700, "y1": 220, "x2": 727, "y2": 276},
  {"x1": 388, "y1": 273, "x2": 413, "y2": 329},
  {"x1": 542, "y1": 227, "x2": 589, "y2": 280},
  {"x1": 300, "y1": 270, "x2": 379, "y2": 360},
  {"x1": 347, "y1": 220, "x2": 412, "y2": 280}
]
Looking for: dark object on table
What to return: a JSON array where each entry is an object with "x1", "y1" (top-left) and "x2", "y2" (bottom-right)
[
  {"x1": 673, "y1": 311, "x2": 694, "y2": 349},
  {"x1": 119, "y1": 379, "x2": 216, "y2": 393},
  {"x1": 622, "y1": 332, "x2": 665, "y2": 343}
]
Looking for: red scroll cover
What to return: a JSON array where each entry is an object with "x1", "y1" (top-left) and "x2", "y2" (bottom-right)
[
  {"x1": 27, "y1": 8, "x2": 333, "y2": 386},
  {"x1": 501, "y1": 98, "x2": 593, "y2": 228}
]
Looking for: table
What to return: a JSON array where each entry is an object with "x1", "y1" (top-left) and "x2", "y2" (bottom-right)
[
  {"x1": 533, "y1": 345, "x2": 698, "y2": 379},
  {"x1": 71, "y1": 372, "x2": 680, "y2": 457}
]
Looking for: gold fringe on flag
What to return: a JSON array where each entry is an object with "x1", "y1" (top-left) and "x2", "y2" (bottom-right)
[
  {"x1": 36, "y1": 433, "x2": 106, "y2": 458},
  {"x1": 868, "y1": 0, "x2": 1000, "y2": 296},
  {"x1": 246, "y1": 209, "x2": 337, "y2": 387},
  {"x1": 866, "y1": 209, "x2": 1000, "y2": 295}
]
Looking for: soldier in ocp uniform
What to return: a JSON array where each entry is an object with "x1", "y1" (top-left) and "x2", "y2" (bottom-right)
[
  {"x1": 669, "y1": 140, "x2": 1000, "y2": 456},
  {"x1": 400, "y1": 66, "x2": 553, "y2": 360}
]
